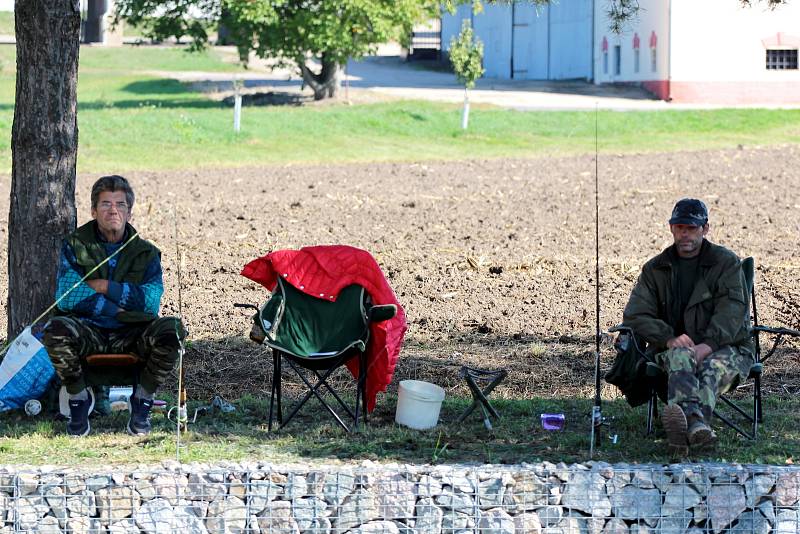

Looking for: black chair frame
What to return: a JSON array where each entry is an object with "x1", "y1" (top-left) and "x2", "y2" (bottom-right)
[{"x1": 269, "y1": 347, "x2": 367, "y2": 433}]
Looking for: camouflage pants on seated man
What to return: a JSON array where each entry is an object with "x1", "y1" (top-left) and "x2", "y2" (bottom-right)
[
  {"x1": 43, "y1": 316, "x2": 186, "y2": 395},
  {"x1": 654, "y1": 346, "x2": 752, "y2": 423}
]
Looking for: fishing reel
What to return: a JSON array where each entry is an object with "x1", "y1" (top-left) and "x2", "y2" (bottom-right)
[{"x1": 167, "y1": 395, "x2": 236, "y2": 427}]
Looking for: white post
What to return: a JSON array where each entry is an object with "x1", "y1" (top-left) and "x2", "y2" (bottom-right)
[
  {"x1": 461, "y1": 88, "x2": 470, "y2": 130},
  {"x1": 233, "y1": 93, "x2": 242, "y2": 133},
  {"x1": 233, "y1": 78, "x2": 242, "y2": 133}
]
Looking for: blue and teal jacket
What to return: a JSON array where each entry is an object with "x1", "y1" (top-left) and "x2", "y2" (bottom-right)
[{"x1": 54, "y1": 221, "x2": 163, "y2": 329}]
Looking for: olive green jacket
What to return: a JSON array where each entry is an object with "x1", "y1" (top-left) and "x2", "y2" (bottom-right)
[{"x1": 622, "y1": 239, "x2": 754, "y2": 371}]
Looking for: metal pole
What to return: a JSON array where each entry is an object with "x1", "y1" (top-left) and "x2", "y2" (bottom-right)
[{"x1": 590, "y1": 103, "x2": 602, "y2": 458}]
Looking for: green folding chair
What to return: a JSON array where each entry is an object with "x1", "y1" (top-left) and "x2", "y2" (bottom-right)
[{"x1": 240, "y1": 277, "x2": 396, "y2": 432}]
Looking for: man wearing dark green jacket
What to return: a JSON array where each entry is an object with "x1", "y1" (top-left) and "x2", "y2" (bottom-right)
[{"x1": 622, "y1": 198, "x2": 753, "y2": 454}]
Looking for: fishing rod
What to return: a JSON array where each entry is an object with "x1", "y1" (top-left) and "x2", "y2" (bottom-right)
[
  {"x1": 0, "y1": 231, "x2": 140, "y2": 358},
  {"x1": 172, "y1": 204, "x2": 189, "y2": 461},
  {"x1": 590, "y1": 104, "x2": 603, "y2": 458}
]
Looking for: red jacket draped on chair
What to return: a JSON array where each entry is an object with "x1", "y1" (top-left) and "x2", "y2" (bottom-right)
[{"x1": 241, "y1": 245, "x2": 407, "y2": 412}]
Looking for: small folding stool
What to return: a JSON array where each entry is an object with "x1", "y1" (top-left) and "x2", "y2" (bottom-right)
[
  {"x1": 456, "y1": 366, "x2": 507, "y2": 430},
  {"x1": 57, "y1": 353, "x2": 143, "y2": 417}
]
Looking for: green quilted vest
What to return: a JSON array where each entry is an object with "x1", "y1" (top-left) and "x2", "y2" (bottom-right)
[{"x1": 67, "y1": 221, "x2": 160, "y2": 323}]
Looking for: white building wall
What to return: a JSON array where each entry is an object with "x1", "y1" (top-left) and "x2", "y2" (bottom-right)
[
  {"x1": 593, "y1": 0, "x2": 670, "y2": 86},
  {"x1": 473, "y1": 4, "x2": 513, "y2": 78},
  {"x1": 441, "y1": 4, "x2": 472, "y2": 54},
  {"x1": 670, "y1": 0, "x2": 800, "y2": 82},
  {"x1": 442, "y1": 1, "x2": 592, "y2": 80},
  {"x1": 548, "y1": 0, "x2": 593, "y2": 80},
  {"x1": 594, "y1": 0, "x2": 800, "y2": 102},
  {"x1": 442, "y1": 3, "x2": 513, "y2": 79}
]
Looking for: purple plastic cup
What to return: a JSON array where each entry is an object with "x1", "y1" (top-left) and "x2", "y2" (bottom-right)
[{"x1": 540, "y1": 413, "x2": 565, "y2": 431}]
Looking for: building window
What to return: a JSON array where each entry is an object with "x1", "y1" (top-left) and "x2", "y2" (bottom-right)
[
  {"x1": 614, "y1": 45, "x2": 621, "y2": 75},
  {"x1": 634, "y1": 49, "x2": 640, "y2": 73},
  {"x1": 766, "y1": 49, "x2": 798, "y2": 69},
  {"x1": 651, "y1": 48, "x2": 657, "y2": 72},
  {"x1": 603, "y1": 51, "x2": 608, "y2": 74}
]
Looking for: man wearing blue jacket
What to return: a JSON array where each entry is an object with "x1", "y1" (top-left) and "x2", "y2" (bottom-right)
[{"x1": 42, "y1": 175, "x2": 186, "y2": 437}]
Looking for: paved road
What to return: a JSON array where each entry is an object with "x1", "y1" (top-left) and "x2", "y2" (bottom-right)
[
  {"x1": 171, "y1": 53, "x2": 800, "y2": 111},
  {"x1": 166, "y1": 53, "x2": 671, "y2": 111},
  {"x1": 344, "y1": 55, "x2": 669, "y2": 111}
]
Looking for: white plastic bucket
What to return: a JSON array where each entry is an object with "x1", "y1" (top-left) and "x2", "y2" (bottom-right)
[{"x1": 395, "y1": 380, "x2": 446, "y2": 430}]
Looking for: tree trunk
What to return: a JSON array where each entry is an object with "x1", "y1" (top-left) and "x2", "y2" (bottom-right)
[
  {"x1": 297, "y1": 54, "x2": 340, "y2": 100},
  {"x1": 8, "y1": 0, "x2": 80, "y2": 338}
]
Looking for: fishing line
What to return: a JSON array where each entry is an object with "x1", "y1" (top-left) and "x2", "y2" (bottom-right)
[
  {"x1": 0, "y1": 231, "x2": 140, "y2": 358},
  {"x1": 172, "y1": 203, "x2": 188, "y2": 462}
]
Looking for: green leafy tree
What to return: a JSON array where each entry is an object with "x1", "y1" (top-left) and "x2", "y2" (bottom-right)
[
  {"x1": 116, "y1": 0, "x2": 437, "y2": 100},
  {"x1": 449, "y1": 19, "x2": 483, "y2": 130}
]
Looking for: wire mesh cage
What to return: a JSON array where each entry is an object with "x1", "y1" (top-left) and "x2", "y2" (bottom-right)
[{"x1": 1, "y1": 462, "x2": 798, "y2": 533}]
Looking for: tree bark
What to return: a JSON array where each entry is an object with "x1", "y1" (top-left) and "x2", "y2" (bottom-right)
[
  {"x1": 297, "y1": 54, "x2": 340, "y2": 100},
  {"x1": 8, "y1": 0, "x2": 80, "y2": 338}
]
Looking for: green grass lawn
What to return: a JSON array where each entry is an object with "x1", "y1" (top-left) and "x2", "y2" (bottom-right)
[
  {"x1": 1, "y1": 393, "x2": 797, "y2": 466},
  {"x1": 0, "y1": 12, "x2": 11, "y2": 36},
  {"x1": 0, "y1": 44, "x2": 798, "y2": 173}
]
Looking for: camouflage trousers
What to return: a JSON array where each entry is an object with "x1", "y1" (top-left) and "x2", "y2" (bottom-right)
[
  {"x1": 654, "y1": 345, "x2": 751, "y2": 422},
  {"x1": 42, "y1": 316, "x2": 187, "y2": 395}
]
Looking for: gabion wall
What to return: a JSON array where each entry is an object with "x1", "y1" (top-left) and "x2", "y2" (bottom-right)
[{"x1": 1, "y1": 461, "x2": 799, "y2": 533}]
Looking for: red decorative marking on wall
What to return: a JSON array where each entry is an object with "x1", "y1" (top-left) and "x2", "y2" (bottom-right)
[
  {"x1": 761, "y1": 32, "x2": 800, "y2": 48},
  {"x1": 669, "y1": 81, "x2": 800, "y2": 104},
  {"x1": 633, "y1": 33, "x2": 640, "y2": 49},
  {"x1": 642, "y1": 80, "x2": 670, "y2": 100},
  {"x1": 602, "y1": 36, "x2": 608, "y2": 52},
  {"x1": 649, "y1": 31, "x2": 657, "y2": 48}
]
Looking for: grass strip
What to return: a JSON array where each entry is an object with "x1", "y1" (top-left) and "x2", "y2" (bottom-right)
[
  {"x1": 0, "y1": 45, "x2": 798, "y2": 172},
  {"x1": 1, "y1": 394, "x2": 796, "y2": 466}
]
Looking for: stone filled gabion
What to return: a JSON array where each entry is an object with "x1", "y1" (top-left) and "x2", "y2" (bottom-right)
[{"x1": 0, "y1": 462, "x2": 798, "y2": 533}]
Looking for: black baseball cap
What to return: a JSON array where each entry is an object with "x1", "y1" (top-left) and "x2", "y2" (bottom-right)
[{"x1": 669, "y1": 198, "x2": 708, "y2": 226}]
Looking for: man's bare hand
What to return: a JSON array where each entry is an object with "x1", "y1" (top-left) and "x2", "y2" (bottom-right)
[
  {"x1": 666, "y1": 334, "x2": 695, "y2": 349},
  {"x1": 86, "y1": 279, "x2": 108, "y2": 294},
  {"x1": 693, "y1": 343, "x2": 713, "y2": 364}
]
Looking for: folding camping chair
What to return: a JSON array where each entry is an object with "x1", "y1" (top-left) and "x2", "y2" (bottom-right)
[
  {"x1": 239, "y1": 277, "x2": 396, "y2": 432},
  {"x1": 608, "y1": 257, "x2": 800, "y2": 440}
]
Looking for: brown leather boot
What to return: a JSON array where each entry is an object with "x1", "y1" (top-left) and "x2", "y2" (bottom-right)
[{"x1": 661, "y1": 404, "x2": 689, "y2": 456}]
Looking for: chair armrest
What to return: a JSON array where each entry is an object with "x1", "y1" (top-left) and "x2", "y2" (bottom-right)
[
  {"x1": 608, "y1": 324, "x2": 633, "y2": 334},
  {"x1": 753, "y1": 325, "x2": 800, "y2": 338},
  {"x1": 752, "y1": 324, "x2": 800, "y2": 364}
]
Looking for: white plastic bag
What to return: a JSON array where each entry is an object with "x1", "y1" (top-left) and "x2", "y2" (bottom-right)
[{"x1": 0, "y1": 327, "x2": 55, "y2": 412}]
